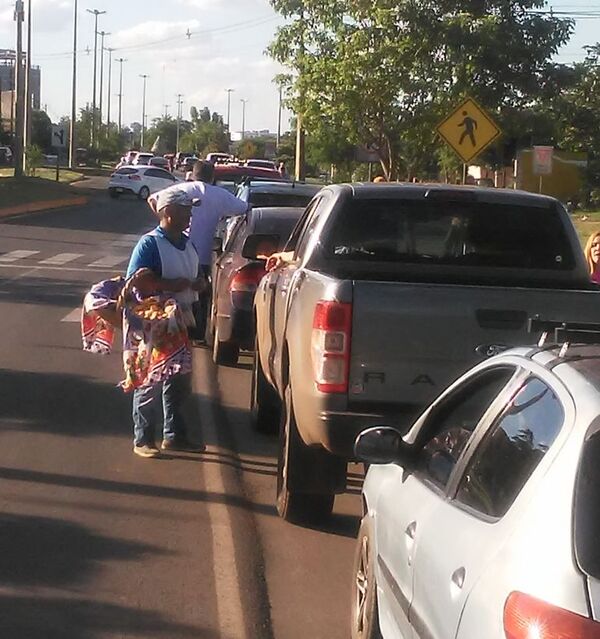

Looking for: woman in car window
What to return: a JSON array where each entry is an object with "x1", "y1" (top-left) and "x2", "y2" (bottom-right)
[{"x1": 584, "y1": 231, "x2": 600, "y2": 283}]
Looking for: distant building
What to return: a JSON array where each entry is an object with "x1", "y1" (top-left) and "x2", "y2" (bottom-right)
[
  {"x1": 231, "y1": 130, "x2": 276, "y2": 142},
  {"x1": 0, "y1": 48, "x2": 41, "y2": 132}
]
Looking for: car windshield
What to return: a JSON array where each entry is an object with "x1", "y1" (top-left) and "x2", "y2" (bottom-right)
[{"x1": 323, "y1": 198, "x2": 575, "y2": 270}]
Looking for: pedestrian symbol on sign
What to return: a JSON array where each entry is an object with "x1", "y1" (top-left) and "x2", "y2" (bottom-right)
[
  {"x1": 51, "y1": 125, "x2": 67, "y2": 148},
  {"x1": 458, "y1": 111, "x2": 478, "y2": 147},
  {"x1": 53, "y1": 129, "x2": 64, "y2": 146}
]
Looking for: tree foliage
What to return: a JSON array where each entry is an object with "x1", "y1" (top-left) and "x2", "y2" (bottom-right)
[{"x1": 268, "y1": 0, "x2": 573, "y2": 179}]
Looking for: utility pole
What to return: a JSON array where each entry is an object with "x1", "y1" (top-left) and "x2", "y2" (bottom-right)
[
  {"x1": 14, "y1": 0, "x2": 24, "y2": 178},
  {"x1": 240, "y1": 98, "x2": 248, "y2": 140},
  {"x1": 69, "y1": 0, "x2": 78, "y2": 169},
  {"x1": 164, "y1": 104, "x2": 169, "y2": 118},
  {"x1": 22, "y1": 0, "x2": 31, "y2": 173},
  {"x1": 225, "y1": 88, "x2": 234, "y2": 132},
  {"x1": 98, "y1": 30, "x2": 109, "y2": 133},
  {"x1": 116, "y1": 57, "x2": 126, "y2": 132},
  {"x1": 106, "y1": 47, "x2": 113, "y2": 130},
  {"x1": 87, "y1": 8, "x2": 105, "y2": 146},
  {"x1": 176, "y1": 93, "x2": 183, "y2": 153},
  {"x1": 277, "y1": 84, "x2": 282, "y2": 149},
  {"x1": 140, "y1": 74, "x2": 148, "y2": 148}
]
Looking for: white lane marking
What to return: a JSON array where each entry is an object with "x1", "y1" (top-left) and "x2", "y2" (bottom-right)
[
  {"x1": 87, "y1": 255, "x2": 128, "y2": 268},
  {"x1": 193, "y1": 361, "x2": 248, "y2": 639},
  {"x1": 0, "y1": 263, "x2": 119, "y2": 274},
  {"x1": 61, "y1": 307, "x2": 81, "y2": 322},
  {"x1": 0, "y1": 250, "x2": 39, "y2": 262},
  {"x1": 39, "y1": 252, "x2": 83, "y2": 266},
  {"x1": 110, "y1": 239, "x2": 138, "y2": 248}
]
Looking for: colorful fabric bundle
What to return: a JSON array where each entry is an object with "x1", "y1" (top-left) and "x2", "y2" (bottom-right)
[
  {"x1": 81, "y1": 273, "x2": 192, "y2": 392},
  {"x1": 120, "y1": 296, "x2": 192, "y2": 393},
  {"x1": 81, "y1": 276, "x2": 124, "y2": 354}
]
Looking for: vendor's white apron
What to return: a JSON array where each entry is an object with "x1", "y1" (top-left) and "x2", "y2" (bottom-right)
[{"x1": 150, "y1": 230, "x2": 199, "y2": 326}]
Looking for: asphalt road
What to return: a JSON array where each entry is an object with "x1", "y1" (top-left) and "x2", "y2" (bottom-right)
[{"x1": 0, "y1": 186, "x2": 361, "y2": 639}]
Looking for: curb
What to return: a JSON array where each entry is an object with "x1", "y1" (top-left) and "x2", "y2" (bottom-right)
[{"x1": 0, "y1": 196, "x2": 88, "y2": 219}]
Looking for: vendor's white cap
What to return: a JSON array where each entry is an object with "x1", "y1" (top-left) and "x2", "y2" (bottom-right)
[{"x1": 155, "y1": 188, "x2": 200, "y2": 211}]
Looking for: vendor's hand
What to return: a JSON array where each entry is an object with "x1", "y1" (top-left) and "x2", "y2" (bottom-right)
[{"x1": 191, "y1": 277, "x2": 208, "y2": 293}]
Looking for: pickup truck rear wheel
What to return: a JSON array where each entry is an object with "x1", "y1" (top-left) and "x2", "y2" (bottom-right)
[
  {"x1": 212, "y1": 325, "x2": 239, "y2": 366},
  {"x1": 276, "y1": 385, "x2": 335, "y2": 524},
  {"x1": 251, "y1": 351, "x2": 281, "y2": 435}
]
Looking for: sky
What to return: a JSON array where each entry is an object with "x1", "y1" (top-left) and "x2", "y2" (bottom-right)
[{"x1": 0, "y1": 0, "x2": 598, "y2": 135}]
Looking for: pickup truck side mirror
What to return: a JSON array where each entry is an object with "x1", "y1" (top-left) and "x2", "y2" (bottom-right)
[
  {"x1": 354, "y1": 426, "x2": 414, "y2": 466},
  {"x1": 242, "y1": 233, "x2": 280, "y2": 260},
  {"x1": 212, "y1": 236, "x2": 223, "y2": 255}
]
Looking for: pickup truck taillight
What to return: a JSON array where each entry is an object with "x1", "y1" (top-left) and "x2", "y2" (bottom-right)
[
  {"x1": 504, "y1": 591, "x2": 600, "y2": 638},
  {"x1": 230, "y1": 264, "x2": 265, "y2": 309},
  {"x1": 311, "y1": 301, "x2": 352, "y2": 393}
]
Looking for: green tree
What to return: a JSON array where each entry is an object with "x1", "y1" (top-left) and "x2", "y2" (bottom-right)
[
  {"x1": 180, "y1": 107, "x2": 229, "y2": 156},
  {"x1": 31, "y1": 109, "x2": 52, "y2": 151},
  {"x1": 268, "y1": 0, "x2": 573, "y2": 179}
]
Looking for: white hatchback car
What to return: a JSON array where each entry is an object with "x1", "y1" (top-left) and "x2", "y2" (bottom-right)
[
  {"x1": 352, "y1": 330, "x2": 600, "y2": 639},
  {"x1": 108, "y1": 166, "x2": 179, "y2": 200}
]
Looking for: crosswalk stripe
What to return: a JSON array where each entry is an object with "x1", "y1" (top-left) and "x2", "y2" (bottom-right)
[
  {"x1": 0, "y1": 250, "x2": 39, "y2": 262},
  {"x1": 88, "y1": 255, "x2": 128, "y2": 268},
  {"x1": 61, "y1": 308, "x2": 81, "y2": 322},
  {"x1": 39, "y1": 252, "x2": 83, "y2": 266}
]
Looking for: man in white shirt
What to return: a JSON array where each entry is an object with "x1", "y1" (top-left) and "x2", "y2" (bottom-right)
[{"x1": 148, "y1": 161, "x2": 249, "y2": 339}]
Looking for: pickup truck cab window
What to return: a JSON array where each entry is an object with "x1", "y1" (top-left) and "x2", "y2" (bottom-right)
[
  {"x1": 415, "y1": 367, "x2": 516, "y2": 491},
  {"x1": 284, "y1": 197, "x2": 322, "y2": 254},
  {"x1": 454, "y1": 376, "x2": 564, "y2": 517},
  {"x1": 324, "y1": 198, "x2": 575, "y2": 270}
]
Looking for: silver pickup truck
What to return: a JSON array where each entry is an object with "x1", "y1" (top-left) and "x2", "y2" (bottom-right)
[{"x1": 251, "y1": 183, "x2": 600, "y2": 524}]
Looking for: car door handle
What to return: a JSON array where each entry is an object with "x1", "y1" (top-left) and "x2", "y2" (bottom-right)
[
  {"x1": 268, "y1": 281, "x2": 277, "y2": 291},
  {"x1": 405, "y1": 521, "x2": 417, "y2": 566},
  {"x1": 451, "y1": 567, "x2": 466, "y2": 589},
  {"x1": 405, "y1": 521, "x2": 417, "y2": 540}
]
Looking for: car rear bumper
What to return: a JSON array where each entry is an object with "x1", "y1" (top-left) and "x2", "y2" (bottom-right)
[{"x1": 109, "y1": 184, "x2": 138, "y2": 195}]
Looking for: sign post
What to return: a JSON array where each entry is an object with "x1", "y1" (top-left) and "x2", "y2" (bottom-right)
[
  {"x1": 532, "y1": 145, "x2": 553, "y2": 193},
  {"x1": 51, "y1": 124, "x2": 67, "y2": 182},
  {"x1": 436, "y1": 97, "x2": 502, "y2": 183}
]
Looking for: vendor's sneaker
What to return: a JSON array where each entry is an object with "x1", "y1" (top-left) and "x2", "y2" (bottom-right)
[
  {"x1": 161, "y1": 438, "x2": 205, "y2": 453},
  {"x1": 133, "y1": 443, "x2": 161, "y2": 458}
]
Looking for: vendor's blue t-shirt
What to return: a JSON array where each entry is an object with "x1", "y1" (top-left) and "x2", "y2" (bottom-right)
[{"x1": 126, "y1": 226, "x2": 189, "y2": 278}]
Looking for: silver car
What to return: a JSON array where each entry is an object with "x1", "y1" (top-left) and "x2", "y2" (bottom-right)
[{"x1": 352, "y1": 334, "x2": 600, "y2": 638}]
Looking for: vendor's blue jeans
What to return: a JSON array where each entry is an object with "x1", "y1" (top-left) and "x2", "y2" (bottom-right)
[{"x1": 132, "y1": 373, "x2": 191, "y2": 446}]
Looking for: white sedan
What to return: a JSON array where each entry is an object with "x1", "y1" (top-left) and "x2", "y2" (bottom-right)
[
  {"x1": 352, "y1": 330, "x2": 600, "y2": 638},
  {"x1": 108, "y1": 166, "x2": 180, "y2": 200}
]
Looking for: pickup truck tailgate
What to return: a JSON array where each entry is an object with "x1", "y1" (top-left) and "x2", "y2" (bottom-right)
[{"x1": 349, "y1": 281, "x2": 600, "y2": 407}]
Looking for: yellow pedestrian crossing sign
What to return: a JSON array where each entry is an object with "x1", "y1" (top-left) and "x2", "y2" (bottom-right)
[{"x1": 436, "y1": 97, "x2": 501, "y2": 164}]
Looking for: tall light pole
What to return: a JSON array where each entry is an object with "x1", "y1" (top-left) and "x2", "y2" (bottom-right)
[
  {"x1": 106, "y1": 47, "x2": 114, "y2": 130},
  {"x1": 13, "y1": 0, "x2": 24, "y2": 178},
  {"x1": 69, "y1": 0, "x2": 78, "y2": 168},
  {"x1": 225, "y1": 88, "x2": 234, "y2": 132},
  {"x1": 277, "y1": 84, "x2": 283, "y2": 149},
  {"x1": 164, "y1": 104, "x2": 170, "y2": 118},
  {"x1": 176, "y1": 93, "x2": 183, "y2": 153},
  {"x1": 140, "y1": 74, "x2": 148, "y2": 148},
  {"x1": 116, "y1": 57, "x2": 126, "y2": 132},
  {"x1": 98, "y1": 30, "x2": 109, "y2": 133},
  {"x1": 87, "y1": 9, "x2": 105, "y2": 146},
  {"x1": 240, "y1": 98, "x2": 248, "y2": 140},
  {"x1": 22, "y1": 0, "x2": 31, "y2": 173}
]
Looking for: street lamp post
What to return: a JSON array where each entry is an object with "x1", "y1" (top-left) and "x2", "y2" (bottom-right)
[
  {"x1": 240, "y1": 98, "x2": 248, "y2": 140},
  {"x1": 69, "y1": 0, "x2": 78, "y2": 169},
  {"x1": 225, "y1": 88, "x2": 234, "y2": 131},
  {"x1": 176, "y1": 93, "x2": 183, "y2": 153},
  {"x1": 22, "y1": 0, "x2": 31, "y2": 173},
  {"x1": 277, "y1": 84, "x2": 283, "y2": 149},
  {"x1": 86, "y1": 8, "x2": 106, "y2": 146},
  {"x1": 106, "y1": 47, "x2": 113, "y2": 130},
  {"x1": 98, "y1": 30, "x2": 109, "y2": 132},
  {"x1": 13, "y1": 0, "x2": 24, "y2": 178},
  {"x1": 116, "y1": 57, "x2": 126, "y2": 133},
  {"x1": 140, "y1": 74, "x2": 149, "y2": 148}
]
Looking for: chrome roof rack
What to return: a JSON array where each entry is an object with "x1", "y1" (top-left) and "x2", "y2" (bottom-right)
[{"x1": 527, "y1": 317, "x2": 600, "y2": 360}]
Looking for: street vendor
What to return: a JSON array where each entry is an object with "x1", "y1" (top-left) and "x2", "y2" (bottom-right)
[{"x1": 125, "y1": 188, "x2": 207, "y2": 458}]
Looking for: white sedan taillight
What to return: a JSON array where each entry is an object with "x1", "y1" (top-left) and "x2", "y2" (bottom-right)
[
  {"x1": 504, "y1": 591, "x2": 600, "y2": 638},
  {"x1": 311, "y1": 301, "x2": 352, "y2": 393}
]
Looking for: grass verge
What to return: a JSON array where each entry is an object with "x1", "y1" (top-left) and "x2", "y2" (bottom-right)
[
  {"x1": 0, "y1": 176, "x2": 82, "y2": 208},
  {"x1": 572, "y1": 211, "x2": 600, "y2": 247},
  {"x1": 0, "y1": 167, "x2": 84, "y2": 183}
]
